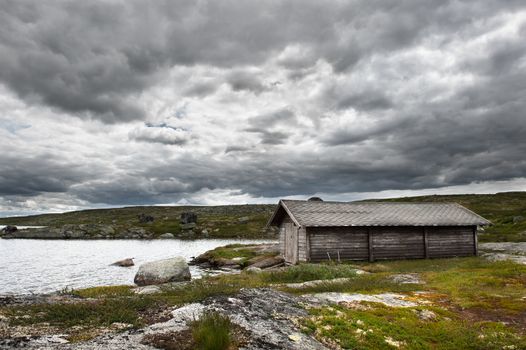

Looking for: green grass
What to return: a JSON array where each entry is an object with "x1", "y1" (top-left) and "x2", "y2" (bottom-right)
[
  {"x1": 2, "y1": 257, "x2": 526, "y2": 346},
  {"x1": 191, "y1": 311, "x2": 232, "y2": 350},
  {"x1": 352, "y1": 257, "x2": 526, "y2": 313},
  {"x1": 262, "y1": 263, "x2": 359, "y2": 283},
  {"x1": 5, "y1": 296, "x2": 156, "y2": 328},
  {"x1": 301, "y1": 304, "x2": 526, "y2": 350},
  {"x1": 206, "y1": 245, "x2": 259, "y2": 260},
  {"x1": 0, "y1": 204, "x2": 276, "y2": 239},
  {"x1": 72, "y1": 285, "x2": 133, "y2": 298}
]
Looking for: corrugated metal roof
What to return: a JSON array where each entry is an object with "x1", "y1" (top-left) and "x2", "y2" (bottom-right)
[{"x1": 274, "y1": 200, "x2": 491, "y2": 227}]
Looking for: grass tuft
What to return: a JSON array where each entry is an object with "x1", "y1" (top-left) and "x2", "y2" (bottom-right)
[{"x1": 191, "y1": 311, "x2": 232, "y2": 350}]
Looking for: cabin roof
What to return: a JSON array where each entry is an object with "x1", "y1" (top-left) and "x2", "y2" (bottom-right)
[{"x1": 267, "y1": 199, "x2": 491, "y2": 227}]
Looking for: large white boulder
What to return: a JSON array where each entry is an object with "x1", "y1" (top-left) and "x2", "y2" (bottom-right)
[{"x1": 134, "y1": 257, "x2": 191, "y2": 286}]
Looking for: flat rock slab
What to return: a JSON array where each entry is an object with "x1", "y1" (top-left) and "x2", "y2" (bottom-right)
[
  {"x1": 480, "y1": 242, "x2": 526, "y2": 256},
  {"x1": 8, "y1": 289, "x2": 328, "y2": 350},
  {"x1": 481, "y1": 252, "x2": 526, "y2": 265},
  {"x1": 390, "y1": 273, "x2": 423, "y2": 284},
  {"x1": 303, "y1": 292, "x2": 419, "y2": 307},
  {"x1": 282, "y1": 277, "x2": 353, "y2": 289}
]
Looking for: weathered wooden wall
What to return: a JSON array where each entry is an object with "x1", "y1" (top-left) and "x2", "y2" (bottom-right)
[
  {"x1": 306, "y1": 225, "x2": 477, "y2": 262},
  {"x1": 372, "y1": 227, "x2": 425, "y2": 260},
  {"x1": 427, "y1": 226, "x2": 476, "y2": 258},
  {"x1": 309, "y1": 227, "x2": 369, "y2": 262},
  {"x1": 298, "y1": 226, "x2": 308, "y2": 262}
]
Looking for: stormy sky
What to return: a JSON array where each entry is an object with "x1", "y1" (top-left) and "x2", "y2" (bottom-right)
[{"x1": 1, "y1": 0, "x2": 525, "y2": 216}]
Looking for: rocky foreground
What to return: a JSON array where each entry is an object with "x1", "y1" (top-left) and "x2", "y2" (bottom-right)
[{"x1": 2, "y1": 243, "x2": 526, "y2": 349}]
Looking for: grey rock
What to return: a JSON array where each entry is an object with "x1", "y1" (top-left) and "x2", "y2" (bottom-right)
[
  {"x1": 137, "y1": 213, "x2": 154, "y2": 223},
  {"x1": 414, "y1": 309, "x2": 437, "y2": 321},
  {"x1": 99, "y1": 226, "x2": 115, "y2": 236},
  {"x1": 133, "y1": 285, "x2": 161, "y2": 295},
  {"x1": 180, "y1": 212, "x2": 197, "y2": 224},
  {"x1": 238, "y1": 216, "x2": 250, "y2": 224},
  {"x1": 303, "y1": 292, "x2": 419, "y2": 307},
  {"x1": 513, "y1": 215, "x2": 525, "y2": 223},
  {"x1": 180, "y1": 222, "x2": 196, "y2": 230},
  {"x1": 134, "y1": 257, "x2": 191, "y2": 286},
  {"x1": 250, "y1": 256, "x2": 284, "y2": 269},
  {"x1": 245, "y1": 266, "x2": 262, "y2": 274},
  {"x1": 391, "y1": 274, "x2": 422, "y2": 284},
  {"x1": 282, "y1": 277, "x2": 352, "y2": 290},
  {"x1": 3, "y1": 289, "x2": 327, "y2": 349},
  {"x1": 158, "y1": 233, "x2": 175, "y2": 239},
  {"x1": 111, "y1": 258, "x2": 134, "y2": 267},
  {"x1": 1, "y1": 225, "x2": 17, "y2": 235}
]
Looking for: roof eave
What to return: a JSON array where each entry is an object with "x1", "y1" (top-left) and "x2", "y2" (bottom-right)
[{"x1": 265, "y1": 200, "x2": 302, "y2": 228}]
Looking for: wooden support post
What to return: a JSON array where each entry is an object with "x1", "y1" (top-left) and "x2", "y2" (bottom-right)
[
  {"x1": 423, "y1": 227, "x2": 429, "y2": 259},
  {"x1": 368, "y1": 228, "x2": 374, "y2": 262},
  {"x1": 473, "y1": 226, "x2": 478, "y2": 256}
]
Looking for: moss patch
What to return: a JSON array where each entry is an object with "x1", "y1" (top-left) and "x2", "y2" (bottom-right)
[{"x1": 301, "y1": 303, "x2": 526, "y2": 350}]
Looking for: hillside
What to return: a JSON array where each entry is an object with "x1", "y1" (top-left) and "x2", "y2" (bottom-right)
[
  {"x1": 1, "y1": 192, "x2": 525, "y2": 241},
  {"x1": 0, "y1": 204, "x2": 277, "y2": 239}
]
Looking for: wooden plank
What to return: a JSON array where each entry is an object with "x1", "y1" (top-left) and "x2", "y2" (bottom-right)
[
  {"x1": 473, "y1": 226, "x2": 478, "y2": 256},
  {"x1": 368, "y1": 228, "x2": 374, "y2": 262}
]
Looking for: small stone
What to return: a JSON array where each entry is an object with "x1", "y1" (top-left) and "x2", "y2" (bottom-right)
[
  {"x1": 133, "y1": 285, "x2": 162, "y2": 295},
  {"x1": 288, "y1": 333, "x2": 302, "y2": 342},
  {"x1": 238, "y1": 216, "x2": 250, "y2": 224},
  {"x1": 414, "y1": 309, "x2": 437, "y2": 321},
  {"x1": 391, "y1": 273, "x2": 422, "y2": 284},
  {"x1": 513, "y1": 216, "x2": 524, "y2": 224},
  {"x1": 159, "y1": 233, "x2": 175, "y2": 239},
  {"x1": 245, "y1": 266, "x2": 262, "y2": 274},
  {"x1": 385, "y1": 337, "x2": 404, "y2": 348},
  {"x1": 137, "y1": 214, "x2": 154, "y2": 223},
  {"x1": 111, "y1": 258, "x2": 134, "y2": 267},
  {"x1": 180, "y1": 223, "x2": 196, "y2": 230}
]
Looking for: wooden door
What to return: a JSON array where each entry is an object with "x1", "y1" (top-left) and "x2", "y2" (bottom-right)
[{"x1": 285, "y1": 223, "x2": 297, "y2": 264}]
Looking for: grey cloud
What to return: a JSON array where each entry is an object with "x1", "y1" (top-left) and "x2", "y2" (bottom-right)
[
  {"x1": 0, "y1": 154, "x2": 92, "y2": 196},
  {"x1": 336, "y1": 91, "x2": 393, "y2": 111},
  {"x1": 225, "y1": 145, "x2": 250, "y2": 154},
  {"x1": 5, "y1": 0, "x2": 524, "y2": 122},
  {"x1": 1, "y1": 0, "x2": 526, "y2": 212},
  {"x1": 226, "y1": 70, "x2": 268, "y2": 94},
  {"x1": 244, "y1": 108, "x2": 296, "y2": 145},
  {"x1": 128, "y1": 123, "x2": 190, "y2": 145}
]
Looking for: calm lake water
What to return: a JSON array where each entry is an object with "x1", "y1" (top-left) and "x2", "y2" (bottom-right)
[{"x1": 0, "y1": 238, "x2": 276, "y2": 295}]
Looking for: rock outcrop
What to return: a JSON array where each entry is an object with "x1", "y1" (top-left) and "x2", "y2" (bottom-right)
[
  {"x1": 0, "y1": 225, "x2": 17, "y2": 235},
  {"x1": 134, "y1": 257, "x2": 191, "y2": 286}
]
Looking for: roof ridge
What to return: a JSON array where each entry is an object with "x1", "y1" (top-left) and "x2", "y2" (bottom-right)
[{"x1": 282, "y1": 199, "x2": 463, "y2": 205}]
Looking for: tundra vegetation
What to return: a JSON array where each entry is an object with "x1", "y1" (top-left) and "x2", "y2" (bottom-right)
[
  {"x1": 2, "y1": 254, "x2": 525, "y2": 349},
  {"x1": 1, "y1": 192, "x2": 526, "y2": 241}
]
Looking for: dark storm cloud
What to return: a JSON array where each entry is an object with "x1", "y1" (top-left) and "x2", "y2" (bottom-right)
[
  {"x1": 226, "y1": 70, "x2": 268, "y2": 94},
  {"x1": 1, "y1": 0, "x2": 526, "y2": 212},
  {"x1": 244, "y1": 108, "x2": 296, "y2": 145},
  {"x1": 4, "y1": 0, "x2": 524, "y2": 122},
  {"x1": 0, "y1": 154, "x2": 91, "y2": 196}
]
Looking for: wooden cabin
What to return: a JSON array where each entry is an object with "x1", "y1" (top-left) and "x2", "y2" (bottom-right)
[{"x1": 267, "y1": 199, "x2": 491, "y2": 264}]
